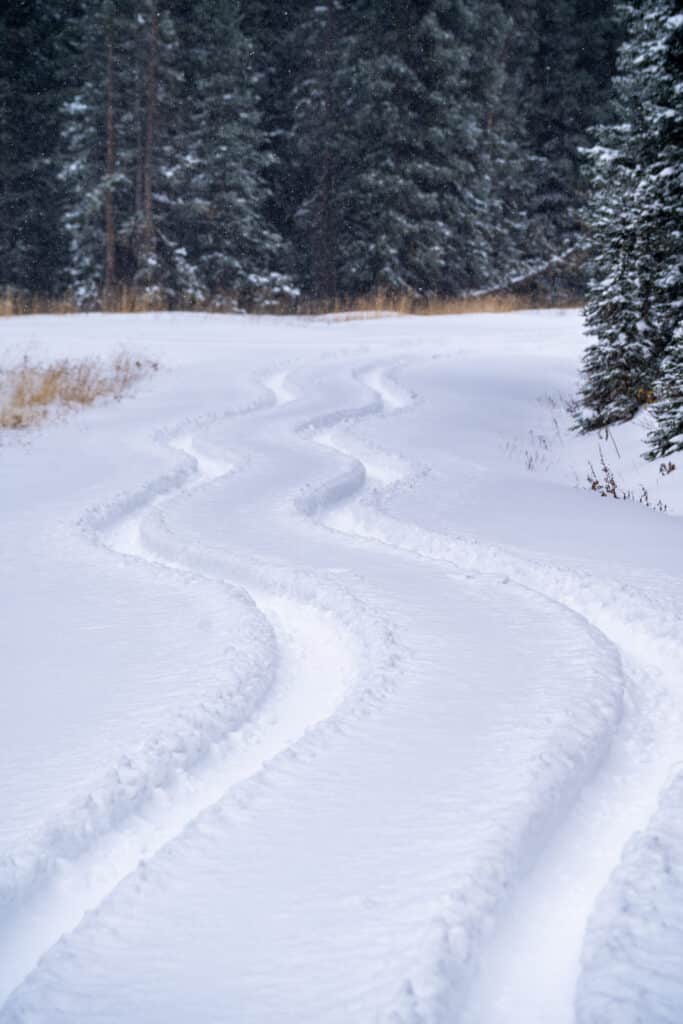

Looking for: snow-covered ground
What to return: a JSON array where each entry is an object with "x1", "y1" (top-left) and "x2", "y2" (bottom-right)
[{"x1": 1, "y1": 310, "x2": 682, "y2": 1023}]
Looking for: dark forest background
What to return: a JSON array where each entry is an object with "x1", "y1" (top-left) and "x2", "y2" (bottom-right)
[
  {"x1": 1, "y1": 1, "x2": 680, "y2": 457},
  {"x1": 1, "y1": 0, "x2": 621, "y2": 309}
]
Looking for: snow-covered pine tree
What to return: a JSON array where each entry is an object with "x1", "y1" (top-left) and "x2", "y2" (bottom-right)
[
  {"x1": 315, "y1": 0, "x2": 471, "y2": 297},
  {"x1": 129, "y1": 0, "x2": 200, "y2": 304},
  {"x1": 646, "y1": 342, "x2": 683, "y2": 458},
  {"x1": 285, "y1": 0, "x2": 356, "y2": 299},
  {"x1": 373, "y1": 0, "x2": 482, "y2": 296},
  {"x1": 289, "y1": 0, "x2": 500, "y2": 299},
  {"x1": 177, "y1": 0, "x2": 290, "y2": 307},
  {"x1": 643, "y1": 0, "x2": 683, "y2": 457},
  {"x1": 61, "y1": 0, "x2": 198, "y2": 307},
  {"x1": 524, "y1": 1, "x2": 606, "y2": 262},
  {"x1": 491, "y1": 0, "x2": 620, "y2": 296},
  {"x1": 0, "y1": 0, "x2": 71, "y2": 299},
  {"x1": 464, "y1": 0, "x2": 535, "y2": 291},
  {"x1": 578, "y1": 137, "x2": 653, "y2": 427},
  {"x1": 240, "y1": 0, "x2": 305, "y2": 251},
  {"x1": 578, "y1": 0, "x2": 682, "y2": 431},
  {"x1": 61, "y1": 0, "x2": 137, "y2": 306},
  {"x1": 426, "y1": 0, "x2": 538, "y2": 294}
]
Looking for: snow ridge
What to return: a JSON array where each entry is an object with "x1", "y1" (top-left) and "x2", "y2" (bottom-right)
[
  {"x1": 0, "y1": 365, "x2": 407, "y2": 1012},
  {"x1": 0, "y1": 400, "x2": 284, "y2": 1004},
  {"x1": 0, "y1": 389, "x2": 279, "y2": 915},
  {"x1": 576, "y1": 770, "x2": 683, "y2": 1024},
  {"x1": 314, "y1": 362, "x2": 683, "y2": 1022}
]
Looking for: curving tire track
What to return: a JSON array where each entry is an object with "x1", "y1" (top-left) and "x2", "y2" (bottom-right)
[
  {"x1": 309, "y1": 361, "x2": 683, "y2": 1023},
  {"x1": 0, "y1": 370, "x2": 388, "y2": 1008},
  {"x1": 2, "y1": 352, "x2": 667, "y2": 1024}
]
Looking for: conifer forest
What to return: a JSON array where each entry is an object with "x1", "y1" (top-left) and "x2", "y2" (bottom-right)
[{"x1": 0, "y1": 0, "x2": 681, "y2": 451}]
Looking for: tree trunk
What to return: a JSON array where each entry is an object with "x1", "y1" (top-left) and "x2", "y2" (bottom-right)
[
  {"x1": 142, "y1": 1, "x2": 158, "y2": 259},
  {"x1": 134, "y1": 28, "x2": 144, "y2": 225},
  {"x1": 315, "y1": 10, "x2": 337, "y2": 300},
  {"x1": 104, "y1": 39, "x2": 116, "y2": 302}
]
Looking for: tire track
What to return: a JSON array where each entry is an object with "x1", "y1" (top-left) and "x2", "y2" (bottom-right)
[
  {"x1": 1, "y1": 358, "x2": 628, "y2": 1024},
  {"x1": 308, "y1": 361, "x2": 683, "y2": 1023},
  {"x1": 3, "y1": 355, "x2": 672, "y2": 1023},
  {"x1": 0, "y1": 370, "x2": 370, "y2": 1009}
]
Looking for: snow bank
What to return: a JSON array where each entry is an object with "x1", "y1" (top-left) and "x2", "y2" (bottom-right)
[
  {"x1": 1, "y1": 310, "x2": 681, "y2": 1023},
  {"x1": 576, "y1": 770, "x2": 683, "y2": 1024}
]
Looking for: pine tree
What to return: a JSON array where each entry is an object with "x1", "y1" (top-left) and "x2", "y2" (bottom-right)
[
  {"x1": 288, "y1": 0, "x2": 496, "y2": 299},
  {"x1": 61, "y1": 0, "x2": 199, "y2": 307},
  {"x1": 646, "y1": 341, "x2": 683, "y2": 458},
  {"x1": 177, "y1": 0, "x2": 290, "y2": 306},
  {"x1": 578, "y1": 0, "x2": 683, "y2": 431},
  {"x1": 285, "y1": 0, "x2": 356, "y2": 298},
  {"x1": 465, "y1": 0, "x2": 534, "y2": 290},
  {"x1": 240, "y1": 0, "x2": 306, "y2": 249},
  {"x1": 61, "y1": 0, "x2": 136, "y2": 305},
  {"x1": 0, "y1": 0, "x2": 73, "y2": 298},
  {"x1": 578, "y1": 133, "x2": 653, "y2": 425},
  {"x1": 129, "y1": 0, "x2": 200, "y2": 303},
  {"x1": 525, "y1": 1, "x2": 604, "y2": 260},
  {"x1": 498, "y1": 0, "x2": 621, "y2": 294}
]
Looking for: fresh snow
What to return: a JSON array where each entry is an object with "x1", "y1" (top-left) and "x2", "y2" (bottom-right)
[{"x1": 1, "y1": 310, "x2": 682, "y2": 1023}]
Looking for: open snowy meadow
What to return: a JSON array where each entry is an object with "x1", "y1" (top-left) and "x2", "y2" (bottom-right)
[{"x1": 1, "y1": 309, "x2": 682, "y2": 1023}]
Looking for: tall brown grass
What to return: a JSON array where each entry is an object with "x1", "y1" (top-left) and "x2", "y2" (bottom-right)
[
  {"x1": 0, "y1": 288, "x2": 582, "y2": 319},
  {"x1": 0, "y1": 354, "x2": 159, "y2": 429},
  {"x1": 298, "y1": 290, "x2": 582, "y2": 318},
  {"x1": 0, "y1": 289, "x2": 170, "y2": 317}
]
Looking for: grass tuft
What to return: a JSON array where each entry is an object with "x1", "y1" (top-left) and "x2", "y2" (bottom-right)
[{"x1": 0, "y1": 353, "x2": 159, "y2": 430}]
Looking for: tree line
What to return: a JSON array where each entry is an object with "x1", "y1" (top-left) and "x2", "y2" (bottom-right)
[
  {"x1": 1, "y1": 0, "x2": 619, "y2": 308},
  {"x1": 1, "y1": 0, "x2": 680, "y2": 457}
]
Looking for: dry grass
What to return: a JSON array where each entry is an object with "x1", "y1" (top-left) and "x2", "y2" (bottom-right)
[
  {"x1": 0, "y1": 294, "x2": 78, "y2": 317},
  {"x1": 0, "y1": 288, "x2": 583, "y2": 319},
  {"x1": 299, "y1": 291, "x2": 582, "y2": 318},
  {"x1": 0, "y1": 289, "x2": 172, "y2": 317},
  {"x1": 0, "y1": 353, "x2": 159, "y2": 430}
]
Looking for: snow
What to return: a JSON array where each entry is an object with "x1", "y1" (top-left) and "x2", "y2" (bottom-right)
[
  {"x1": 576, "y1": 770, "x2": 683, "y2": 1024},
  {"x1": 0, "y1": 310, "x2": 682, "y2": 1022}
]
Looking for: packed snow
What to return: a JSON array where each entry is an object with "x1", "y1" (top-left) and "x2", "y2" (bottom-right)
[{"x1": 1, "y1": 310, "x2": 682, "y2": 1023}]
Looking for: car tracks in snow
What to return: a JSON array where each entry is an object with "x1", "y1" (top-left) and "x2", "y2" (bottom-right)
[{"x1": 1, "y1": 353, "x2": 681, "y2": 1022}]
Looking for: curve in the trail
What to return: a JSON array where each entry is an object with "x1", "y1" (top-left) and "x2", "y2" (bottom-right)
[
  {"x1": 0, "y1": 371, "x2": 367, "y2": 1009},
  {"x1": 4, "y1": 347, "x2": 680, "y2": 1024},
  {"x1": 1, "y1": 358, "x2": 629, "y2": 1024},
  {"x1": 311, "y1": 362, "x2": 683, "y2": 1024}
]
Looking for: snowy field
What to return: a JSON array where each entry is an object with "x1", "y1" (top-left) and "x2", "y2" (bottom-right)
[{"x1": 1, "y1": 310, "x2": 682, "y2": 1023}]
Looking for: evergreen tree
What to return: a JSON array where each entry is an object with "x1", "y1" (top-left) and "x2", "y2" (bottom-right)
[
  {"x1": 177, "y1": 0, "x2": 290, "y2": 306},
  {"x1": 62, "y1": 0, "x2": 198, "y2": 306},
  {"x1": 578, "y1": 0, "x2": 682, "y2": 431},
  {"x1": 646, "y1": 341, "x2": 683, "y2": 458},
  {"x1": 130, "y1": 0, "x2": 200, "y2": 303},
  {"x1": 525, "y1": 1, "x2": 609, "y2": 260},
  {"x1": 240, "y1": 0, "x2": 306, "y2": 249},
  {"x1": 283, "y1": 0, "x2": 620, "y2": 301},
  {"x1": 0, "y1": 0, "x2": 74, "y2": 298},
  {"x1": 501, "y1": 0, "x2": 621, "y2": 292},
  {"x1": 286, "y1": 0, "x2": 358, "y2": 298},
  {"x1": 466, "y1": 0, "x2": 535, "y2": 289},
  {"x1": 61, "y1": 0, "x2": 136, "y2": 305},
  {"x1": 288, "y1": 0, "x2": 495, "y2": 299}
]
